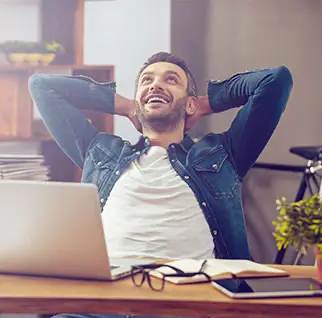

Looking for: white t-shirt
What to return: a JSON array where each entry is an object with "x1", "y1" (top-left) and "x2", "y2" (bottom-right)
[{"x1": 102, "y1": 146, "x2": 215, "y2": 260}]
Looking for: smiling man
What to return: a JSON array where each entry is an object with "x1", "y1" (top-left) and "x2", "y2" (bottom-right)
[
  {"x1": 28, "y1": 51, "x2": 292, "y2": 318},
  {"x1": 135, "y1": 61, "x2": 196, "y2": 139},
  {"x1": 28, "y1": 52, "x2": 293, "y2": 265}
]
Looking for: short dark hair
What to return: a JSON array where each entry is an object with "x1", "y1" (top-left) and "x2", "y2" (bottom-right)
[{"x1": 135, "y1": 52, "x2": 197, "y2": 97}]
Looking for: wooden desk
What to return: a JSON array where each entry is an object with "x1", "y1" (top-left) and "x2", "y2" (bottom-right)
[{"x1": 0, "y1": 265, "x2": 320, "y2": 318}]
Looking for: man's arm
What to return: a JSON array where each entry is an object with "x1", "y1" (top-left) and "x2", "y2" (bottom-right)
[
  {"x1": 28, "y1": 74, "x2": 134, "y2": 168},
  {"x1": 203, "y1": 67, "x2": 293, "y2": 178}
]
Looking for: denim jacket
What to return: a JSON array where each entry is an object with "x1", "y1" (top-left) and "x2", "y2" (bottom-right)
[{"x1": 28, "y1": 66, "x2": 293, "y2": 260}]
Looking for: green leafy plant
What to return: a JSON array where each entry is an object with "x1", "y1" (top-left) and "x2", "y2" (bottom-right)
[
  {"x1": 0, "y1": 41, "x2": 30, "y2": 53},
  {"x1": 0, "y1": 40, "x2": 64, "y2": 54},
  {"x1": 44, "y1": 41, "x2": 64, "y2": 53},
  {"x1": 273, "y1": 194, "x2": 322, "y2": 256}
]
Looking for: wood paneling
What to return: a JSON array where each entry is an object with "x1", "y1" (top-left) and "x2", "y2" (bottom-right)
[
  {"x1": 0, "y1": 71, "x2": 32, "y2": 138},
  {"x1": 41, "y1": 0, "x2": 84, "y2": 65}
]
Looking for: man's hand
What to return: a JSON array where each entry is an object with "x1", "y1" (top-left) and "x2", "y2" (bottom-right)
[
  {"x1": 185, "y1": 96, "x2": 212, "y2": 131},
  {"x1": 127, "y1": 102, "x2": 142, "y2": 132},
  {"x1": 115, "y1": 94, "x2": 142, "y2": 132}
]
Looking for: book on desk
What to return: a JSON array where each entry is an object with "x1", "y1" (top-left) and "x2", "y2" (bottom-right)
[{"x1": 149, "y1": 259, "x2": 289, "y2": 284}]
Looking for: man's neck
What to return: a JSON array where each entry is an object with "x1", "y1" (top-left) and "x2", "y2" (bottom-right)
[{"x1": 143, "y1": 127, "x2": 184, "y2": 148}]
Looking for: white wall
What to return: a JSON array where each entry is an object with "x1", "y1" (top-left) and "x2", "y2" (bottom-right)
[
  {"x1": 204, "y1": 0, "x2": 322, "y2": 166},
  {"x1": 0, "y1": 0, "x2": 40, "y2": 50},
  {"x1": 84, "y1": 0, "x2": 171, "y2": 143}
]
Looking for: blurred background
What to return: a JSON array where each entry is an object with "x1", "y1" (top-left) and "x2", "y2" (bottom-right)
[{"x1": 0, "y1": 0, "x2": 321, "y2": 280}]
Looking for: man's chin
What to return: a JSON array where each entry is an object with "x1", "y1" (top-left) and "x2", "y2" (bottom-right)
[
  {"x1": 144, "y1": 102, "x2": 170, "y2": 112},
  {"x1": 144, "y1": 115, "x2": 170, "y2": 123},
  {"x1": 142, "y1": 108, "x2": 171, "y2": 120}
]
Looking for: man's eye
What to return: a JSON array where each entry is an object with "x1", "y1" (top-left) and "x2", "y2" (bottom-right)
[
  {"x1": 167, "y1": 76, "x2": 178, "y2": 83},
  {"x1": 142, "y1": 77, "x2": 152, "y2": 84}
]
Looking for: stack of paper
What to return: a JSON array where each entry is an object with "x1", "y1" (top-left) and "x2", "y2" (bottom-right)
[{"x1": 0, "y1": 154, "x2": 50, "y2": 181}]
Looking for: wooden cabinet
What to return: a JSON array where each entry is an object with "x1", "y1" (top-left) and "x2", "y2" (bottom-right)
[
  {"x1": 0, "y1": 0, "x2": 115, "y2": 181},
  {"x1": 0, "y1": 68, "x2": 32, "y2": 139},
  {"x1": 0, "y1": 64, "x2": 114, "y2": 140}
]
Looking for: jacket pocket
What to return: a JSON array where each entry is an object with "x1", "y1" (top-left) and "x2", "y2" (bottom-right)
[
  {"x1": 192, "y1": 146, "x2": 239, "y2": 199},
  {"x1": 88, "y1": 143, "x2": 116, "y2": 190}
]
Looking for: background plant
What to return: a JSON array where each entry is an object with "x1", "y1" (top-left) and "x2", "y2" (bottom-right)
[
  {"x1": 0, "y1": 40, "x2": 64, "y2": 54},
  {"x1": 273, "y1": 194, "x2": 322, "y2": 256}
]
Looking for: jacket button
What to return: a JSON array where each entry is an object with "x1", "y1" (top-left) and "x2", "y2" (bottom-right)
[
  {"x1": 213, "y1": 230, "x2": 217, "y2": 235},
  {"x1": 202, "y1": 202, "x2": 207, "y2": 207},
  {"x1": 184, "y1": 175, "x2": 189, "y2": 180},
  {"x1": 97, "y1": 161, "x2": 102, "y2": 167},
  {"x1": 212, "y1": 164, "x2": 218, "y2": 169},
  {"x1": 100, "y1": 198, "x2": 105, "y2": 203},
  {"x1": 115, "y1": 171, "x2": 120, "y2": 175}
]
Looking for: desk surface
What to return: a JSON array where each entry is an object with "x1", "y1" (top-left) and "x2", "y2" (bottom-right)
[{"x1": 0, "y1": 265, "x2": 320, "y2": 318}]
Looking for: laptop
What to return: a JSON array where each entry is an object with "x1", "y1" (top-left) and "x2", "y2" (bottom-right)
[{"x1": 0, "y1": 180, "x2": 153, "y2": 280}]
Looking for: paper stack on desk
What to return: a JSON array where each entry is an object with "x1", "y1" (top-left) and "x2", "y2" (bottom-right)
[{"x1": 0, "y1": 154, "x2": 50, "y2": 181}]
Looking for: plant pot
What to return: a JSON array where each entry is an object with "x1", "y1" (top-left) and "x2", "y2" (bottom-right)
[
  {"x1": 313, "y1": 246, "x2": 322, "y2": 280},
  {"x1": 39, "y1": 53, "x2": 56, "y2": 66},
  {"x1": 25, "y1": 53, "x2": 42, "y2": 66},
  {"x1": 7, "y1": 53, "x2": 27, "y2": 66}
]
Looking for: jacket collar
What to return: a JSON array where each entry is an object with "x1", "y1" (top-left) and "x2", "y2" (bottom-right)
[{"x1": 133, "y1": 134, "x2": 195, "y2": 153}]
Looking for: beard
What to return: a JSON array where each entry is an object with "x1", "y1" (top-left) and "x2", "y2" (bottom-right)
[{"x1": 136, "y1": 96, "x2": 188, "y2": 133}]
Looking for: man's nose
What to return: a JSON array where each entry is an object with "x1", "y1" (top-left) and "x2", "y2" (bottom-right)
[{"x1": 149, "y1": 79, "x2": 164, "y2": 91}]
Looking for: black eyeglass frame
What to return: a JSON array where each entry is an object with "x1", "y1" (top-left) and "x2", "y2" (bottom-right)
[{"x1": 130, "y1": 260, "x2": 211, "y2": 291}]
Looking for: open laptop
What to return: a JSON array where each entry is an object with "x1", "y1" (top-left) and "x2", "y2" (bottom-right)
[{"x1": 0, "y1": 180, "x2": 153, "y2": 280}]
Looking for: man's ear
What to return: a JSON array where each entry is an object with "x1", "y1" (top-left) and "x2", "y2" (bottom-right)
[{"x1": 186, "y1": 96, "x2": 199, "y2": 115}]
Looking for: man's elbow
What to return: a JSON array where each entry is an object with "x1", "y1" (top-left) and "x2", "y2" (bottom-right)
[
  {"x1": 270, "y1": 66, "x2": 293, "y2": 103},
  {"x1": 28, "y1": 74, "x2": 51, "y2": 95},
  {"x1": 273, "y1": 65, "x2": 293, "y2": 92},
  {"x1": 267, "y1": 66, "x2": 293, "y2": 114}
]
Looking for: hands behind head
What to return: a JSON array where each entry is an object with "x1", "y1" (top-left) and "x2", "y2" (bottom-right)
[
  {"x1": 127, "y1": 103, "x2": 143, "y2": 133},
  {"x1": 185, "y1": 96, "x2": 212, "y2": 131},
  {"x1": 114, "y1": 95, "x2": 142, "y2": 132}
]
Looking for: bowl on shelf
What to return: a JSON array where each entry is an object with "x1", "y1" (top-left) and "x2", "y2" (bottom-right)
[
  {"x1": 7, "y1": 53, "x2": 27, "y2": 66},
  {"x1": 6, "y1": 53, "x2": 56, "y2": 66},
  {"x1": 38, "y1": 53, "x2": 56, "y2": 66}
]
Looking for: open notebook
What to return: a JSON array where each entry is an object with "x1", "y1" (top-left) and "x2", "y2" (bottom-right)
[{"x1": 149, "y1": 259, "x2": 289, "y2": 284}]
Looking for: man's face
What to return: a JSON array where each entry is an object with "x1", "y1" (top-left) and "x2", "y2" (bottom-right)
[{"x1": 135, "y1": 62, "x2": 189, "y2": 131}]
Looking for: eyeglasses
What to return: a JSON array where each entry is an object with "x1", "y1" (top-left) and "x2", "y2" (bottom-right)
[{"x1": 130, "y1": 260, "x2": 211, "y2": 291}]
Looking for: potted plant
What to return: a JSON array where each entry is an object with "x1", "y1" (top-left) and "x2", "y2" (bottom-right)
[
  {"x1": 273, "y1": 194, "x2": 322, "y2": 279},
  {"x1": 0, "y1": 40, "x2": 64, "y2": 66},
  {"x1": 37, "y1": 41, "x2": 65, "y2": 65},
  {"x1": 0, "y1": 40, "x2": 30, "y2": 65}
]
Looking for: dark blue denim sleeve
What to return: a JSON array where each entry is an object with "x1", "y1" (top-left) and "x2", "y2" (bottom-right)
[
  {"x1": 208, "y1": 66, "x2": 293, "y2": 178},
  {"x1": 28, "y1": 74, "x2": 116, "y2": 168}
]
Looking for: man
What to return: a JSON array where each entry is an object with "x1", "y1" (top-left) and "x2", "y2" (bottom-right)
[{"x1": 29, "y1": 52, "x2": 292, "y2": 262}]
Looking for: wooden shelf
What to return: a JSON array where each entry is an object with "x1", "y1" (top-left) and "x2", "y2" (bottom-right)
[
  {"x1": 0, "y1": 0, "x2": 115, "y2": 182},
  {"x1": 0, "y1": 64, "x2": 114, "y2": 139}
]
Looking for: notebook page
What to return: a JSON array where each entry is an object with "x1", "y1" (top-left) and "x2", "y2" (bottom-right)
[
  {"x1": 206, "y1": 259, "x2": 286, "y2": 275},
  {"x1": 156, "y1": 259, "x2": 232, "y2": 277}
]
